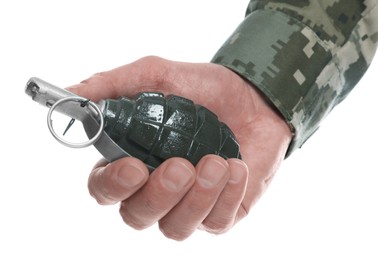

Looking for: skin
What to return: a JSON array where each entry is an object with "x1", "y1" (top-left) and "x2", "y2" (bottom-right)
[{"x1": 68, "y1": 56, "x2": 293, "y2": 241}]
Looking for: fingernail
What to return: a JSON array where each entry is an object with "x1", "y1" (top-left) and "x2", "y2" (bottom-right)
[
  {"x1": 161, "y1": 161, "x2": 194, "y2": 192},
  {"x1": 228, "y1": 160, "x2": 248, "y2": 184},
  {"x1": 198, "y1": 159, "x2": 228, "y2": 188},
  {"x1": 66, "y1": 84, "x2": 80, "y2": 91},
  {"x1": 116, "y1": 165, "x2": 146, "y2": 188}
]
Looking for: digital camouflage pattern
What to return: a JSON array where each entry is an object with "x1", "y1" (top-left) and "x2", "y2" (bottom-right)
[{"x1": 212, "y1": 0, "x2": 378, "y2": 156}]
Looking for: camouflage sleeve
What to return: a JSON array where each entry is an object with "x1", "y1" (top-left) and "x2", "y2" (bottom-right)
[{"x1": 212, "y1": 0, "x2": 378, "y2": 156}]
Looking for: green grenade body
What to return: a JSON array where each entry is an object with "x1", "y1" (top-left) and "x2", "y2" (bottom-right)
[{"x1": 102, "y1": 92, "x2": 241, "y2": 168}]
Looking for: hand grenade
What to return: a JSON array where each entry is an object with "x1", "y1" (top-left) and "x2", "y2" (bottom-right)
[{"x1": 25, "y1": 77, "x2": 241, "y2": 170}]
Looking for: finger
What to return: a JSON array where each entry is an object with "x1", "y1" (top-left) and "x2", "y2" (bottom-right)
[
  {"x1": 200, "y1": 159, "x2": 248, "y2": 234},
  {"x1": 66, "y1": 56, "x2": 172, "y2": 101},
  {"x1": 158, "y1": 155, "x2": 230, "y2": 241},
  {"x1": 119, "y1": 158, "x2": 195, "y2": 230},
  {"x1": 88, "y1": 157, "x2": 149, "y2": 205}
]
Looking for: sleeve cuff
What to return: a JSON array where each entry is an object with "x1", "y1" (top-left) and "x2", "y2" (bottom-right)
[{"x1": 211, "y1": 9, "x2": 343, "y2": 156}]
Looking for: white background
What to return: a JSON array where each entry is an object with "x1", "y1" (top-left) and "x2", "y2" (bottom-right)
[{"x1": 1, "y1": 1, "x2": 377, "y2": 259}]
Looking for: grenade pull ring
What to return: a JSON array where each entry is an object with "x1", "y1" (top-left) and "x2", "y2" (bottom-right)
[
  {"x1": 25, "y1": 77, "x2": 134, "y2": 164},
  {"x1": 25, "y1": 77, "x2": 241, "y2": 170},
  {"x1": 47, "y1": 96, "x2": 105, "y2": 148}
]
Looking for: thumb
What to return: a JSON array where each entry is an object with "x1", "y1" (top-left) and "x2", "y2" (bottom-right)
[
  {"x1": 66, "y1": 56, "x2": 172, "y2": 102},
  {"x1": 66, "y1": 71, "x2": 118, "y2": 102}
]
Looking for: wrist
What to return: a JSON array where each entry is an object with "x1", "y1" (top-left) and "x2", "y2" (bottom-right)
[{"x1": 247, "y1": 79, "x2": 293, "y2": 154}]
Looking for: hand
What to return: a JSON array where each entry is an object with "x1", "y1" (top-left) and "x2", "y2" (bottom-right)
[{"x1": 68, "y1": 56, "x2": 292, "y2": 240}]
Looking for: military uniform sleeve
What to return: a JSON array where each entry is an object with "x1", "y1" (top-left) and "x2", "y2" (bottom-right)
[{"x1": 212, "y1": 0, "x2": 378, "y2": 156}]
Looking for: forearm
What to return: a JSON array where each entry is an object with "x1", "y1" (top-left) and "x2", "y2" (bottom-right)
[{"x1": 212, "y1": 0, "x2": 378, "y2": 156}]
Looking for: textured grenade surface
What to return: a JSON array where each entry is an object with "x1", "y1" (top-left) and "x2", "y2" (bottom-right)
[{"x1": 102, "y1": 92, "x2": 241, "y2": 168}]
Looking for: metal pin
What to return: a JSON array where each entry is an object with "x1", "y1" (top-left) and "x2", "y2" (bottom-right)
[
  {"x1": 80, "y1": 99, "x2": 90, "y2": 107},
  {"x1": 62, "y1": 99, "x2": 90, "y2": 136},
  {"x1": 63, "y1": 118, "x2": 76, "y2": 136}
]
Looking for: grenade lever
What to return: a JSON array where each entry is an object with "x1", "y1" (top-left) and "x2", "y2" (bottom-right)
[
  {"x1": 26, "y1": 77, "x2": 242, "y2": 170},
  {"x1": 25, "y1": 77, "x2": 135, "y2": 165}
]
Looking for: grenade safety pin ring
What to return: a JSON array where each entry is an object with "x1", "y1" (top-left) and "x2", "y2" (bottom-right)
[{"x1": 47, "y1": 96, "x2": 105, "y2": 148}]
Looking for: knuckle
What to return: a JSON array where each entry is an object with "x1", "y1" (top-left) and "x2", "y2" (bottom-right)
[
  {"x1": 202, "y1": 217, "x2": 233, "y2": 235},
  {"x1": 119, "y1": 197, "x2": 166, "y2": 230},
  {"x1": 159, "y1": 224, "x2": 192, "y2": 241},
  {"x1": 80, "y1": 71, "x2": 117, "y2": 97},
  {"x1": 239, "y1": 202, "x2": 250, "y2": 217},
  {"x1": 88, "y1": 168, "x2": 117, "y2": 205},
  {"x1": 187, "y1": 199, "x2": 212, "y2": 213},
  {"x1": 89, "y1": 182, "x2": 116, "y2": 205},
  {"x1": 137, "y1": 56, "x2": 171, "y2": 87},
  {"x1": 88, "y1": 172, "x2": 102, "y2": 200},
  {"x1": 119, "y1": 205, "x2": 150, "y2": 230},
  {"x1": 138, "y1": 55, "x2": 166, "y2": 66},
  {"x1": 142, "y1": 196, "x2": 167, "y2": 216},
  {"x1": 80, "y1": 71, "x2": 107, "y2": 85}
]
